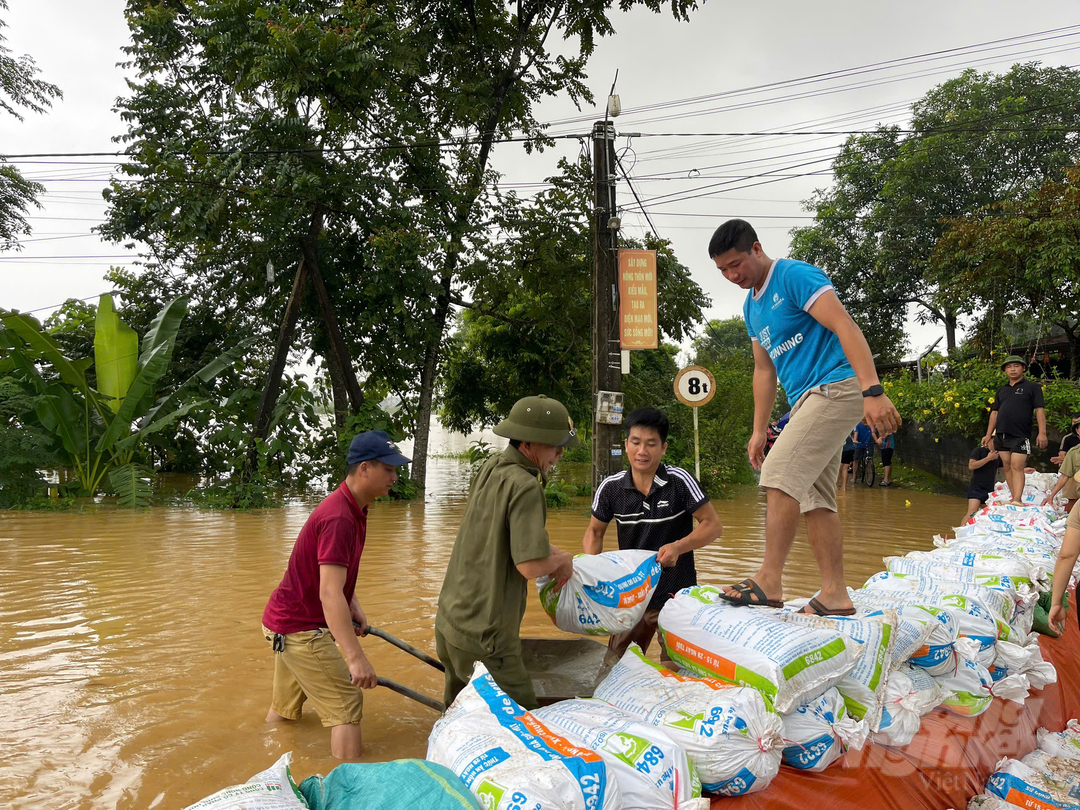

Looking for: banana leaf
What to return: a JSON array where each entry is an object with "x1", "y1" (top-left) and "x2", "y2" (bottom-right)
[
  {"x1": 134, "y1": 336, "x2": 255, "y2": 434},
  {"x1": 94, "y1": 340, "x2": 173, "y2": 453},
  {"x1": 138, "y1": 297, "x2": 188, "y2": 366},
  {"x1": 0, "y1": 308, "x2": 98, "y2": 397},
  {"x1": 9, "y1": 352, "x2": 87, "y2": 458},
  {"x1": 114, "y1": 398, "x2": 207, "y2": 452},
  {"x1": 94, "y1": 294, "x2": 139, "y2": 413},
  {"x1": 108, "y1": 463, "x2": 153, "y2": 508}
]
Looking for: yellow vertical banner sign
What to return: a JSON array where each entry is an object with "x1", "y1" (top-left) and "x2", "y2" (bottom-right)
[{"x1": 618, "y1": 249, "x2": 658, "y2": 350}]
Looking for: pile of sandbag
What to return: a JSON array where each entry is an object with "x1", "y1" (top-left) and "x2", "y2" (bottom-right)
[
  {"x1": 428, "y1": 663, "x2": 626, "y2": 810},
  {"x1": 537, "y1": 550, "x2": 661, "y2": 636},
  {"x1": 592, "y1": 642, "x2": 784, "y2": 796}
]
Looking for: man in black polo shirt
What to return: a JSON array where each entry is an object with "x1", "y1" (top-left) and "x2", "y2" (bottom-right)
[
  {"x1": 981, "y1": 355, "x2": 1047, "y2": 505},
  {"x1": 583, "y1": 407, "x2": 722, "y2": 673}
]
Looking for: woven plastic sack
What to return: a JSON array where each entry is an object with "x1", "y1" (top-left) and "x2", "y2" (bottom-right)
[
  {"x1": 1021, "y1": 749, "x2": 1080, "y2": 796},
  {"x1": 592, "y1": 643, "x2": 783, "y2": 797},
  {"x1": 986, "y1": 757, "x2": 1080, "y2": 809},
  {"x1": 849, "y1": 590, "x2": 959, "y2": 674},
  {"x1": 911, "y1": 548, "x2": 1049, "y2": 590},
  {"x1": 532, "y1": 699, "x2": 708, "y2": 810},
  {"x1": 184, "y1": 753, "x2": 308, "y2": 810},
  {"x1": 427, "y1": 663, "x2": 622, "y2": 810},
  {"x1": 1038, "y1": 721, "x2": 1080, "y2": 762},
  {"x1": 780, "y1": 687, "x2": 868, "y2": 772},
  {"x1": 537, "y1": 550, "x2": 661, "y2": 636},
  {"x1": 299, "y1": 760, "x2": 481, "y2": 810},
  {"x1": 871, "y1": 665, "x2": 948, "y2": 748},
  {"x1": 658, "y1": 586, "x2": 860, "y2": 713},
  {"x1": 777, "y1": 609, "x2": 895, "y2": 728},
  {"x1": 935, "y1": 656, "x2": 1028, "y2": 717}
]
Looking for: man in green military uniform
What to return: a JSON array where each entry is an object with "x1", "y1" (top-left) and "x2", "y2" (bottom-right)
[{"x1": 435, "y1": 395, "x2": 578, "y2": 709}]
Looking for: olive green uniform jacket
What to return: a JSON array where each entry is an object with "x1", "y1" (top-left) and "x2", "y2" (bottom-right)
[{"x1": 434, "y1": 446, "x2": 551, "y2": 707}]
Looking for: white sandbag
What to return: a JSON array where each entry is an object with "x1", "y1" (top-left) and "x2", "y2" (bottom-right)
[
  {"x1": 427, "y1": 663, "x2": 622, "y2": 810},
  {"x1": 184, "y1": 753, "x2": 307, "y2": 810},
  {"x1": 1021, "y1": 749, "x2": 1080, "y2": 796},
  {"x1": 777, "y1": 609, "x2": 895, "y2": 728},
  {"x1": 871, "y1": 665, "x2": 948, "y2": 748},
  {"x1": 1025, "y1": 639, "x2": 1058, "y2": 691},
  {"x1": 532, "y1": 699, "x2": 707, "y2": 810},
  {"x1": 537, "y1": 550, "x2": 661, "y2": 636},
  {"x1": 780, "y1": 688, "x2": 868, "y2": 771},
  {"x1": 658, "y1": 586, "x2": 861, "y2": 713},
  {"x1": 986, "y1": 757, "x2": 1080, "y2": 808},
  {"x1": 935, "y1": 656, "x2": 1028, "y2": 717},
  {"x1": 883, "y1": 556, "x2": 1033, "y2": 598},
  {"x1": 1038, "y1": 721, "x2": 1080, "y2": 762},
  {"x1": 849, "y1": 590, "x2": 959, "y2": 675},
  {"x1": 593, "y1": 643, "x2": 783, "y2": 797},
  {"x1": 906, "y1": 548, "x2": 1049, "y2": 592},
  {"x1": 860, "y1": 580, "x2": 1008, "y2": 659}
]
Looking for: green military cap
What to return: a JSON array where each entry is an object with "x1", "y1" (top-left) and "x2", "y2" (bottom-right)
[
  {"x1": 494, "y1": 395, "x2": 580, "y2": 447},
  {"x1": 1001, "y1": 355, "x2": 1028, "y2": 370}
]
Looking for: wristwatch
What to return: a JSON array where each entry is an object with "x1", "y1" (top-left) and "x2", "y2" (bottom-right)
[{"x1": 862, "y1": 384, "x2": 885, "y2": 398}]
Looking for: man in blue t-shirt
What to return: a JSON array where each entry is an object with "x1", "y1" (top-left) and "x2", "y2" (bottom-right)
[
  {"x1": 851, "y1": 422, "x2": 873, "y2": 484},
  {"x1": 708, "y1": 219, "x2": 901, "y2": 616}
]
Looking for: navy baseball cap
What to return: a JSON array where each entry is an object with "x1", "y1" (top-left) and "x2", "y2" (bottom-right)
[{"x1": 347, "y1": 431, "x2": 412, "y2": 466}]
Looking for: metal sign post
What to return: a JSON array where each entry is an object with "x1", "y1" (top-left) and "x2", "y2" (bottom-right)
[{"x1": 673, "y1": 365, "x2": 717, "y2": 479}]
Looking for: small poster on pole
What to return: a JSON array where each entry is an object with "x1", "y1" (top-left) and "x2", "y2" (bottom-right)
[{"x1": 618, "y1": 249, "x2": 658, "y2": 350}]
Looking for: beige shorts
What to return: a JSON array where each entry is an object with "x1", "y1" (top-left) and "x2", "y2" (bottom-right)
[
  {"x1": 1068, "y1": 502, "x2": 1080, "y2": 532},
  {"x1": 262, "y1": 625, "x2": 363, "y2": 727},
  {"x1": 760, "y1": 376, "x2": 864, "y2": 513}
]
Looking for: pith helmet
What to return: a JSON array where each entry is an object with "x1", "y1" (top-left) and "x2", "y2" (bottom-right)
[
  {"x1": 494, "y1": 395, "x2": 580, "y2": 447},
  {"x1": 1001, "y1": 355, "x2": 1028, "y2": 370}
]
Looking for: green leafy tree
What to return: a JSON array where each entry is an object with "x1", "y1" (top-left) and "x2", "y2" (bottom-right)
[
  {"x1": 0, "y1": 295, "x2": 249, "y2": 504},
  {"x1": 439, "y1": 158, "x2": 709, "y2": 435},
  {"x1": 0, "y1": 375, "x2": 56, "y2": 506},
  {"x1": 103, "y1": 0, "x2": 702, "y2": 494},
  {"x1": 691, "y1": 317, "x2": 753, "y2": 367},
  {"x1": 792, "y1": 63, "x2": 1080, "y2": 355},
  {"x1": 0, "y1": 0, "x2": 61, "y2": 250},
  {"x1": 934, "y1": 166, "x2": 1080, "y2": 377}
]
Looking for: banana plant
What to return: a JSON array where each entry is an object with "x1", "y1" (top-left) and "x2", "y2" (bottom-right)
[{"x1": 0, "y1": 294, "x2": 251, "y2": 505}]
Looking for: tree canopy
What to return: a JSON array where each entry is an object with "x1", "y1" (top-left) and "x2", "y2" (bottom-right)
[
  {"x1": 934, "y1": 165, "x2": 1080, "y2": 376},
  {"x1": 0, "y1": 0, "x2": 61, "y2": 250},
  {"x1": 791, "y1": 63, "x2": 1080, "y2": 356}
]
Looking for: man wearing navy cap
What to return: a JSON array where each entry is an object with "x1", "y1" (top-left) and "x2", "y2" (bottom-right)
[{"x1": 262, "y1": 430, "x2": 410, "y2": 759}]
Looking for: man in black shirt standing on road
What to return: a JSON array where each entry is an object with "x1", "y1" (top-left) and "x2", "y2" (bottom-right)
[
  {"x1": 583, "y1": 408, "x2": 722, "y2": 676},
  {"x1": 981, "y1": 355, "x2": 1047, "y2": 505}
]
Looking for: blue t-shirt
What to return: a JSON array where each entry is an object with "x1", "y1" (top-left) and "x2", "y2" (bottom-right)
[
  {"x1": 743, "y1": 258, "x2": 854, "y2": 403},
  {"x1": 854, "y1": 423, "x2": 873, "y2": 448}
]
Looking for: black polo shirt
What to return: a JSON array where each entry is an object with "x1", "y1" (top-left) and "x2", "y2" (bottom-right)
[
  {"x1": 992, "y1": 379, "x2": 1044, "y2": 440},
  {"x1": 591, "y1": 463, "x2": 710, "y2": 611}
]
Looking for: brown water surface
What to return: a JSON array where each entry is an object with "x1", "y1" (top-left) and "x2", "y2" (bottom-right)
[{"x1": 0, "y1": 459, "x2": 966, "y2": 809}]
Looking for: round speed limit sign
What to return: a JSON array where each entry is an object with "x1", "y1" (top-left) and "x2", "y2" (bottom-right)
[{"x1": 674, "y1": 365, "x2": 716, "y2": 407}]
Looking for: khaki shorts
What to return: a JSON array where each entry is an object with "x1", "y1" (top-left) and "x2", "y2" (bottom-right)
[
  {"x1": 760, "y1": 376, "x2": 864, "y2": 513},
  {"x1": 1068, "y1": 502, "x2": 1080, "y2": 532},
  {"x1": 262, "y1": 625, "x2": 363, "y2": 727}
]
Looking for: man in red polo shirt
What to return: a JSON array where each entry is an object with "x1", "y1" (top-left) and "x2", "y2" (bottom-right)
[{"x1": 262, "y1": 430, "x2": 410, "y2": 759}]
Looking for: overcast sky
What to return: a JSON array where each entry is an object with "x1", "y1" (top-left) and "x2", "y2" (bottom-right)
[{"x1": 4, "y1": 0, "x2": 1080, "y2": 360}]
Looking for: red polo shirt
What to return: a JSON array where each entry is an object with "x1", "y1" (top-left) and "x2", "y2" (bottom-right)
[{"x1": 262, "y1": 482, "x2": 368, "y2": 634}]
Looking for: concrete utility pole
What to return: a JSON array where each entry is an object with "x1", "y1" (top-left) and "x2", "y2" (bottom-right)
[{"x1": 592, "y1": 119, "x2": 622, "y2": 489}]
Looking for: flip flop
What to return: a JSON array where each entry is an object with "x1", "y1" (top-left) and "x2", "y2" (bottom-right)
[
  {"x1": 798, "y1": 596, "x2": 857, "y2": 617},
  {"x1": 717, "y1": 578, "x2": 784, "y2": 609}
]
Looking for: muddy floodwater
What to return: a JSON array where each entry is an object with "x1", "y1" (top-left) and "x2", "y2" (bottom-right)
[{"x1": 0, "y1": 457, "x2": 968, "y2": 809}]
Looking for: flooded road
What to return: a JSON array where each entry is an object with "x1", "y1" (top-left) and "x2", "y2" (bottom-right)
[{"x1": 0, "y1": 457, "x2": 967, "y2": 809}]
